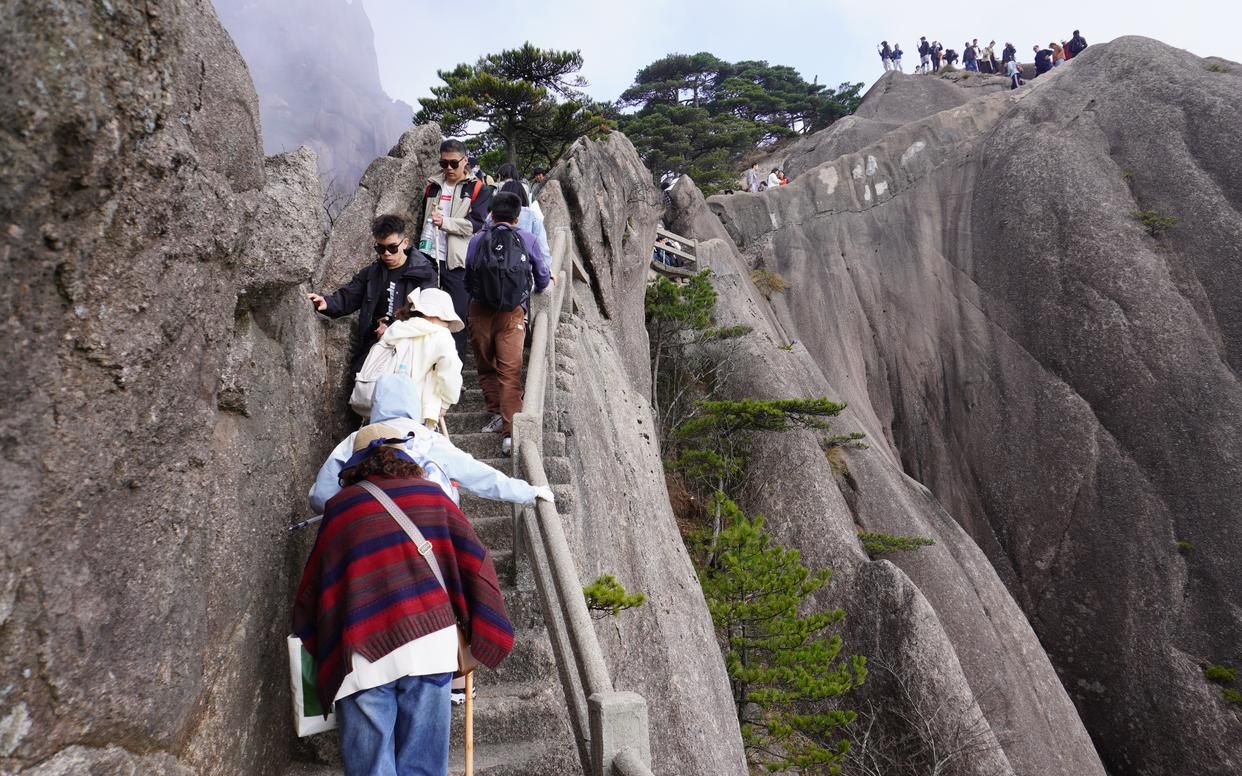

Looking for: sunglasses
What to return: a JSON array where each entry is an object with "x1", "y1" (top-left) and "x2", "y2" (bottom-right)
[
  {"x1": 374, "y1": 240, "x2": 404, "y2": 255},
  {"x1": 438, "y1": 157, "x2": 465, "y2": 169}
]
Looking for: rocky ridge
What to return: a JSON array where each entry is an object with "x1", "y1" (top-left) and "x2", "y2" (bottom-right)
[{"x1": 695, "y1": 38, "x2": 1242, "y2": 776}]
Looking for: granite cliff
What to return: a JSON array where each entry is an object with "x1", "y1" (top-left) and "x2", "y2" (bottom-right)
[
  {"x1": 213, "y1": 0, "x2": 414, "y2": 189},
  {"x1": 693, "y1": 38, "x2": 1242, "y2": 776}
]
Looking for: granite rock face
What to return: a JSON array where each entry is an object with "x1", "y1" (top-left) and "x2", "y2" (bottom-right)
[
  {"x1": 1, "y1": 2, "x2": 332, "y2": 773},
  {"x1": 214, "y1": 0, "x2": 415, "y2": 188},
  {"x1": 539, "y1": 136, "x2": 750, "y2": 776},
  {"x1": 703, "y1": 36, "x2": 1242, "y2": 776}
]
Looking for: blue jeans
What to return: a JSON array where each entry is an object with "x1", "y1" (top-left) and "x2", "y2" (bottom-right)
[{"x1": 336, "y1": 672, "x2": 452, "y2": 776}]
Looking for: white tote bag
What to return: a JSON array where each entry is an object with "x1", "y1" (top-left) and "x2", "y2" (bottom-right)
[{"x1": 287, "y1": 635, "x2": 336, "y2": 736}]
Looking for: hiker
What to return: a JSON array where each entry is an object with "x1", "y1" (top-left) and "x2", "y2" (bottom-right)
[
  {"x1": 499, "y1": 180, "x2": 551, "y2": 268},
  {"x1": 417, "y1": 139, "x2": 492, "y2": 356},
  {"x1": 778, "y1": 170, "x2": 789, "y2": 186},
  {"x1": 878, "y1": 41, "x2": 892, "y2": 72},
  {"x1": 465, "y1": 192, "x2": 553, "y2": 456},
  {"x1": 746, "y1": 163, "x2": 761, "y2": 192},
  {"x1": 348, "y1": 287, "x2": 463, "y2": 422},
  {"x1": 310, "y1": 373, "x2": 554, "y2": 514},
  {"x1": 1006, "y1": 59, "x2": 1024, "y2": 90},
  {"x1": 982, "y1": 41, "x2": 997, "y2": 74},
  {"x1": 1034, "y1": 45, "x2": 1054, "y2": 75},
  {"x1": 1051, "y1": 41, "x2": 1066, "y2": 67},
  {"x1": 307, "y1": 214, "x2": 437, "y2": 383},
  {"x1": 931, "y1": 41, "x2": 944, "y2": 71},
  {"x1": 767, "y1": 168, "x2": 780, "y2": 188},
  {"x1": 963, "y1": 41, "x2": 978, "y2": 72},
  {"x1": 1066, "y1": 30, "x2": 1088, "y2": 58},
  {"x1": 918, "y1": 37, "x2": 931, "y2": 74},
  {"x1": 892, "y1": 44, "x2": 904, "y2": 73},
  {"x1": 530, "y1": 166, "x2": 548, "y2": 200},
  {"x1": 293, "y1": 422, "x2": 515, "y2": 775},
  {"x1": 944, "y1": 48, "x2": 959, "y2": 70}
]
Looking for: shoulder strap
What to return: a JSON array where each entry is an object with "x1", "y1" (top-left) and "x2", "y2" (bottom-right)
[
  {"x1": 356, "y1": 479, "x2": 448, "y2": 592},
  {"x1": 466, "y1": 179, "x2": 483, "y2": 202}
]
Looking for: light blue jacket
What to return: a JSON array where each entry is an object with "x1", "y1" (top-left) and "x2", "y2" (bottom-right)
[
  {"x1": 517, "y1": 207, "x2": 551, "y2": 263},
  {"x1": 308, "y1": 374, "x2": 541, "y2": 512}
]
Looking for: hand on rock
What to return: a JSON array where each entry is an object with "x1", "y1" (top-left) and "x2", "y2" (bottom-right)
[{"x1": 307, "y1": 293, "x2": 326, "y2": 312}]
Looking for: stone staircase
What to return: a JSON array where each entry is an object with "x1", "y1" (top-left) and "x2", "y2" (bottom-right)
[{"x1": 285, "y1": 355, "x2": 580, "y2": 775}]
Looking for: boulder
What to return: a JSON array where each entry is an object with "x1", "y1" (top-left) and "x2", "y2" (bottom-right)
[
  {"x1": 540, "y1": 136, "x2": 749, "y2": 776},
  {"x1": 0, "y1": 2, "x2": 332, "y2": 773},
  {"x1": 703, "y1": 36, "x2": 1242, "y2": 776}
]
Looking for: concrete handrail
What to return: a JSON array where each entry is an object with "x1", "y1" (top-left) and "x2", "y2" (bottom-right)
[{"x1": 510, "y1": 226, "x2": 655, "y2": 776}]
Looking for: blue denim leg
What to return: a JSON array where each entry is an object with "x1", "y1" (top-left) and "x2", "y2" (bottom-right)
[
  {"x1": 337, "y1": 681, "x2": 399, "y2": 776},
  {"x1": 392, "y1": 673, "x2": 452, "y2": 776}
]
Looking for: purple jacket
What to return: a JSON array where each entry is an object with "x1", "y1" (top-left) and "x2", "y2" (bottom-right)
[{"x1": 464, "y1": 224, "x2": 552, "y2": 310}]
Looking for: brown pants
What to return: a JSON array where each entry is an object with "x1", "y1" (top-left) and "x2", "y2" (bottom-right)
[{"x1": 468, "y1": 302, "x2": 526, "y2": 435}]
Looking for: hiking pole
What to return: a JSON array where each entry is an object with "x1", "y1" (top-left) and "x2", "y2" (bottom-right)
[
  {"x1": 464, "y1": 672, "x2": 475, "y2": 776},
  {"x1": 289, "y1": 514, "x2": 323, "y2": 531}
]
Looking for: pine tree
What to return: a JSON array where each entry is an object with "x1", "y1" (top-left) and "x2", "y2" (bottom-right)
[{"x1": 696, "y1": 494, "x2": 867, "y2": 773}]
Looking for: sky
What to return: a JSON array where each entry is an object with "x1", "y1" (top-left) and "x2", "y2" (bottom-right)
[{"x1": 360, "y1": 0, "x2": 1238, "y2": 111}]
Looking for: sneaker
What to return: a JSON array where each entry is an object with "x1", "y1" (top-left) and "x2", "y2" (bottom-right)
[
  {"x1": 450, "y1": 685, "x2": 477, "y2": 706},
  {"x1": 501, "y1": 436, "x2": 512, "y2": 457},
  {"x1": 480, "y1": 414, "x2": 503, "y2": 434}
]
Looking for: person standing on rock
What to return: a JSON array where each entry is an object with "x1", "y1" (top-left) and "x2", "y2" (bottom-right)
[
  {"x1": 530, "y1": 166, "x2": 548, "y2": 200},
  {"x1": 465, "y1": 192, "x2": 553, "y2": 457},
  {"x1": 293, "y1": 422, "x2": 515, "y2": 775},
  {"x1": 1051, "y1": 41, "x2": 1066, "y2": 66},
  {"x1": 878, "y1": 41, "x2": 892, "y2": 72},
  {"x1": 746, "y1": 163, "x2": 761, "y2": 192},
  {"x1": 1034, "y1": 45, "x2": 1054, "y2": 74},
  {"x1": 416, "y1": 139, "x2": 492, "y2": 357},
  {"x1": 918, "y1": 37, "x2": 931, "y2": 74},
  {"x1": 1066, "y1": 29, "x2": 1088, "y2": 58},
  {"x1": 892, "y1": 43, "x2": 904, "y2": 72},
  {"x1": 307, "y1": 214, "x2": 437, "y2": 383},
  {"x1": 767, "y1": 168, "x2": 781, "y2": 188},
  {"x1": 983, "y1": 41, "x2": 998, "y2": 74},
  {"x1": 963, "y1": 41, "x2": 978, "y2": 72},
  {"x1": 931, "y1": 41, "x2": 944, "y2": 71},
  {"x1": 1006, "y1": 58, "x2": 1024, "y2": 90},
  {"x1": 1002, "y1": 42, "x2": 1017, "y2": 67}
]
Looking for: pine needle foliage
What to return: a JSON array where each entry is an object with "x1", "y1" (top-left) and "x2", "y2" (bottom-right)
[
  {"x1": 695, "y1": 494, "x2": 867, "y2": 772},
  {"x1": 583, "y1": 574, "x2": 647, "y2": 618}
]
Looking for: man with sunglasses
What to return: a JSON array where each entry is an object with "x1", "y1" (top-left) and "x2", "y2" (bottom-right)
[
  {"x1": 416, "y1": 139, "x2": 491, "y2": 355},
  {"x1": 307, "y1": 213, "x2": 436, "y2": 382}
]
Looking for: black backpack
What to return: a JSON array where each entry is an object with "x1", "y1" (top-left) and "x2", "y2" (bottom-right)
[{"x1": 467, "y1": 225, "x2": 531, "y2": 312}]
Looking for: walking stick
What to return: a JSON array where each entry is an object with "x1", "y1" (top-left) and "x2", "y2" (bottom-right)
[{"x1": 464, "y1": 672, "x2": 475, "y2": 776}]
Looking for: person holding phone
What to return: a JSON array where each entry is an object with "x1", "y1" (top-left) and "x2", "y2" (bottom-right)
[{"x1": 306, "y1": 214, "x2": 437, "y2": 385}]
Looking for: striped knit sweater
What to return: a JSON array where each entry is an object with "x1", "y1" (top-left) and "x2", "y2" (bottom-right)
[{"x1": 292, "y1": 475, "x2": 514, "y2": 708}]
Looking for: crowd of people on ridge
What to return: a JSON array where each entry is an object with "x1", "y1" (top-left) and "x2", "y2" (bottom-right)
[
  {"x1": 879, "y1": 30, "x2": 1089, "y2": 88},
  {"x1": 296, "y1": 138, "x2": 559, "y2": 774}
]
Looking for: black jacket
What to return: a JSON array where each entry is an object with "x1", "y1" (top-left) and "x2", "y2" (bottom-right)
[
  {"x1": 1002, "y1": 44, "x2": 1016, "y2": 63},
  {"x1": 321, "y1": 253, "x2": 437, "y2": 372},
  {"x1": 1067, "y1": 35, "x2": 1088, "y2": 56},
  {"x1": 918, "y1": 40, "x2": 930, "y2": 56},
  {"x1": 1034, "y1": 49, "x2": 1053, "y2": 73}
]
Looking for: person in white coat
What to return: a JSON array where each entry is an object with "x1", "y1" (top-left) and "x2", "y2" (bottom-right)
[
  {"x1": 349, "y1": 288, "x2": 464, "y2": 422},
  {"x1": 312, "y1": 373, "x2": 554, "y2": 513}
]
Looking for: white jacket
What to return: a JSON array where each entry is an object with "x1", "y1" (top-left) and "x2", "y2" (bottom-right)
[{"x1": 352, "y1": 317, "x2": 462, "y2": 421}]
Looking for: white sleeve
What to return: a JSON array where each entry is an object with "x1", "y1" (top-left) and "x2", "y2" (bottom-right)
[
  {"x1": 427, "y1": 434, "x2": 541, "y2": 504},
  {"x1": 309, "y1": 434, "x2": 358, "y2": 513}
]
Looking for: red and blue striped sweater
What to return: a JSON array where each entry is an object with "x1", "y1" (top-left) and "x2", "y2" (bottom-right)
[{"x1": 292, "y1": 475, "x2": 514, "y2": 708}]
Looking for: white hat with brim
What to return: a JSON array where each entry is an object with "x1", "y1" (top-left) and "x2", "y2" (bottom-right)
[{"x1": 412, "y1": 288, "x2": 465, "y2": 333}]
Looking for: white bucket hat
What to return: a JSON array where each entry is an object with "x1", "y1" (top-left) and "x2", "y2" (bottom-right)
[{"x1": 412, "y1": 287, "x2": 464, "y2": 332}]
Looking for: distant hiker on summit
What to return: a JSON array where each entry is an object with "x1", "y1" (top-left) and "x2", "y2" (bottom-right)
[
  {"x1": 1066, "y1": 29, "x2": 1088, "y2": 58},
  {"x1": 1034, "y1": 45, "x2": 1054, "y2": 75},
  {"x1": 963, "y1": 40, "x2": 978, "y2": 71},
  {"x1": 918, "y1": 37, "x2": 931, "y2": 73},
  {"x1": 878, "y1": 41, "x2": 893, "y2": 72},
  {"x1": 307, "y1": 214, "x2": 437, "y2": 384},
  {"x1": 416, "y1": 139, "x2": 491, "y2": 356},
  {"x1": 466, "y1": 192, "x2": 553, "y2": 456},
  {"x1": 931, "y1": 41, "x2": 943, "y2": 71},
  {"x1": 891, "y1": 43, "x2": 904, "y2": 72}
]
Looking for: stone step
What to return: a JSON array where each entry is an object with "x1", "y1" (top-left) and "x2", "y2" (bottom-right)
[
  {"x1": 286, "y1": 737, "x2": 579, "y2": 776},
  {"x1": 446, "y1": 410, "x2": 503, "y2": 435},
  {"x1": 449, "y1": 680, "x2": 572, "y2": 748},
  {"x1": 454, "y1": 388, "x2": 489, "y2": 413}
]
